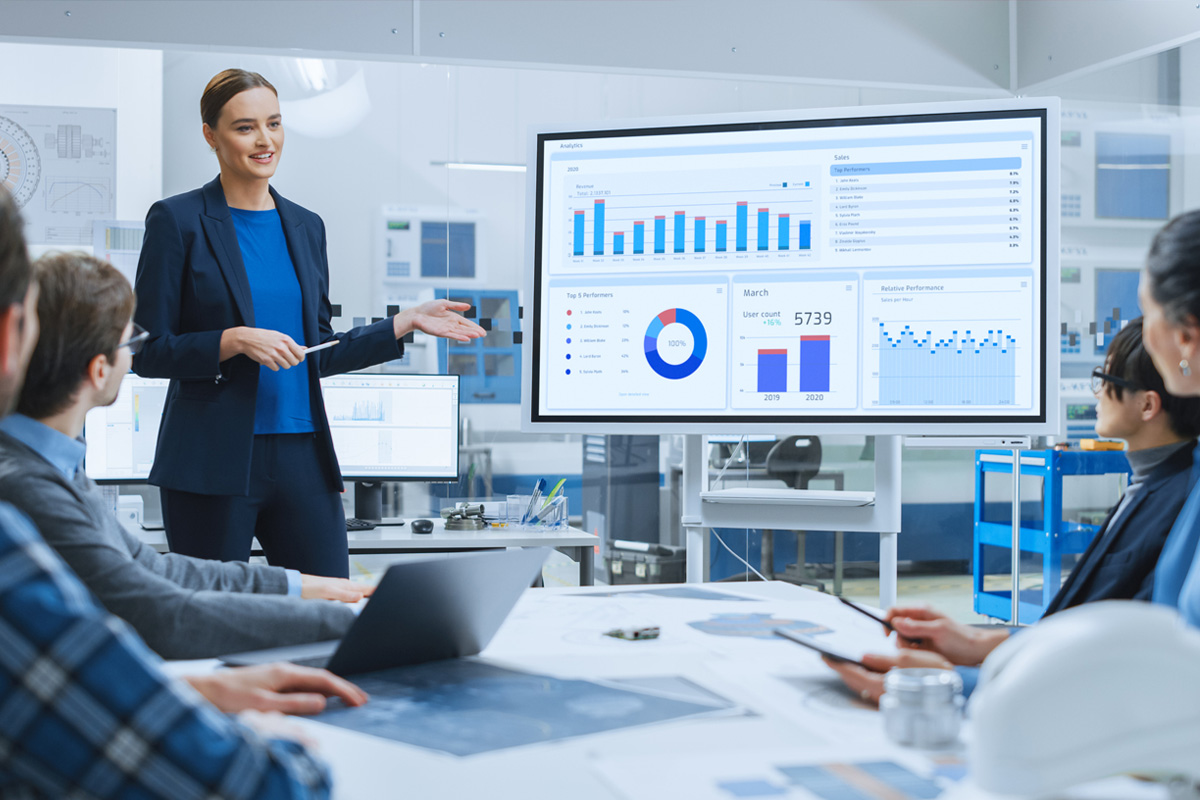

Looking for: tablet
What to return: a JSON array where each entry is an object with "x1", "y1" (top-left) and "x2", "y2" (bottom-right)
[{"x1": 773, "y1": 627, "x2": 872, "y2": 669}]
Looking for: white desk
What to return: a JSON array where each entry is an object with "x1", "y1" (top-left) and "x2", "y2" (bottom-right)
[
  {"x1": 262, "y1": 582, "x2": 1158, "y2": 800},
  {"x1": 131, "y1": 518, "x2": 599, "y2": 586}
]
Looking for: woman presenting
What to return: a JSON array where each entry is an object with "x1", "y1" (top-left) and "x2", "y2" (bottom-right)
[{"x1": 133, "y1": 69, "x2": 484, "y2": 577}]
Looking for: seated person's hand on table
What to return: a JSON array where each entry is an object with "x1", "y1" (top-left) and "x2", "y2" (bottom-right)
[
  {"x1": 185, "y1": 663, "x2": 369, "y2": 715},
  {"x1": 301, "y1": 574, "x2": 375, "y2": 603},
  {"x1": 823, "y1": 650, "x2": 953, "y2": 705},
  {"x1": 884, "y1": 605, "x2": 1010, "y2": 666}
]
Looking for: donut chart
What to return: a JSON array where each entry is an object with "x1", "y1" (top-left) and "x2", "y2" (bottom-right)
[{"x1": 644, "y1": 308, "x2": 707, "y2": 380}]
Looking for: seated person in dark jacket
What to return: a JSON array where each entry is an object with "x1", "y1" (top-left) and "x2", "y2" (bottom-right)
[
  {"x1": 827, "y1": 318, "x2": 1200, "y2": 703},
  {"x1": 0, "y1": 251, "x2": 372, "y2": 659}
]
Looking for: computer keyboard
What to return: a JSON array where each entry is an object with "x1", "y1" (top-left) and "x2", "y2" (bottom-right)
[{"x1": 345, "y1": 517, "x2": 377, "y2": 531}]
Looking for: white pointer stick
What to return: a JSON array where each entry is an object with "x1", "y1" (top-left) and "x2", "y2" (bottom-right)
[{"x1": 303, "y1": 340, "x2": 340, "y2": 355}]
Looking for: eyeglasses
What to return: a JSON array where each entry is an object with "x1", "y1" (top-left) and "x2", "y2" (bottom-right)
[
  {"x1": 116, "y1": 323, "x2": 149, "y2": 356},
  {"x1": 1091, "y1": 367, "x2": 1142, "y2": 395}
]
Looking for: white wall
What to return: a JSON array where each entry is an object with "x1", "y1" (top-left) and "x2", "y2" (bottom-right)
[{"x1": 161, "y1": 51, "x2": 964, "y2": 321}]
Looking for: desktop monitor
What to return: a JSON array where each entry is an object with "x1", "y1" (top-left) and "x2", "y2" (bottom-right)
[
  {"x1": 321, "y1": 373, "x2": 460, "y2": 482},
  {"x1": 84, "y1": 376, "x2": 169, "y2": 483},
  {"x1": 323, "y1": 373, "x2": 460, "y2": 521},
  {"x1": 84, "y1": 374, "x2": 460, "y2": 496},
  {"x1": 523, "y1": 98, "x2": 1060, "y2": 435}
]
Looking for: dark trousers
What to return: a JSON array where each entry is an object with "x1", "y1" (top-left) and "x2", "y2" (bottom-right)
[{"x1": 162, "y1": 433, "x2": 349, "y2": 578}]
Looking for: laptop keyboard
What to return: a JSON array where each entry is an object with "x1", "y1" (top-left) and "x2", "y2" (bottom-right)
[{"x1": 292, "y1": 655, "x2": 331, "y2": 668}]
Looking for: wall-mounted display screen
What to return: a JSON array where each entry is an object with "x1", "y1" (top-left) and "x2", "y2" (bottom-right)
[{"x1": 524, "y1": 99, "x2": 1058, "y2": 434}]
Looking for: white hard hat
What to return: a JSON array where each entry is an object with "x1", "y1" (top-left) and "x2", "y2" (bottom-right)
[{"x1": 970, "y1": 601, "x2": 1200, "y2": 795}]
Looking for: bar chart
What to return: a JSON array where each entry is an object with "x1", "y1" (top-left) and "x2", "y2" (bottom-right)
[
  {"x1": 731, "y1": 277, "x2": 858, "y2": 409},
  {"x1": 754, "y1": 336, "x2": 830, "y2": 392},
  {"x1": 562, "y1": 167, "x2": 819, "y2": 264},
  {"x1": 571, "y1": 198, "x2": 812, "y2": 258}
]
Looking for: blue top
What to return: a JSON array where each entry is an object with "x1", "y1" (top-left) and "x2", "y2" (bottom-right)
[
  {"x1": 0, "y1": 499, "x2": 331, "y2": 798},
  {"x1": 1153, "y1": 445, "x2": 1200, "y2": 625},
  {"x1": 229, "y1": 207, "x2": 315, "y2": 435}
]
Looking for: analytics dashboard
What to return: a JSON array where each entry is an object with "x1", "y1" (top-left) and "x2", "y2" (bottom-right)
[{"x1": 527, "y1": 102, "x2": 1055, "y2": 431}]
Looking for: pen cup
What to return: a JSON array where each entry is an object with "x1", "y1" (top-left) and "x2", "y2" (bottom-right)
[
  {"x1": 506, "y1": 495, "x2": 526, "y2": 526},
  {"x1": 530, "y1": 494, "x2": 568, "y2": 529}
]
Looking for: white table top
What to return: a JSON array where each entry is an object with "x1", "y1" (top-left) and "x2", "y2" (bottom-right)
[{"x1": 213, "y1": 581, "x2": 1157, "y2": 800}]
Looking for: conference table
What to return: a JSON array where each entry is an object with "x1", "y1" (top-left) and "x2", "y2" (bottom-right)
[{"x1": 164, "y1": 581, "x2": 1163, "y2": 800}]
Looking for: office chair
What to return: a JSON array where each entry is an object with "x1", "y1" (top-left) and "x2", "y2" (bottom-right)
[
  {"x1": 717, "y1": 436, "x2": 835, "y2": 592},
  {"x1": 763, "y1": 436, "x2": 827, "y2": 592}
]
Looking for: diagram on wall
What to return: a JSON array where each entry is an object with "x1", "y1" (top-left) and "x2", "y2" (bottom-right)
[{"x1": 0, "y1": 105, "x2": 116, "y2": 246}]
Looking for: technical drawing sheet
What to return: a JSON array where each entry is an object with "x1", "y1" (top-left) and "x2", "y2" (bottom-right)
[{"x1": 0, "y1": 104, "x2": 116, "y2": 246}]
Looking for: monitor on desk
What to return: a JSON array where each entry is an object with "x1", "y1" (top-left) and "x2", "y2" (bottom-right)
[
  {"x1": 321, "y1": 373, "x2": 460, "y2": 482},
  {"x1": 84, "y1": 373, "x2": 460, "y2": 492},
  {"x1": 524, "y1": 97, "x2": 1059, "y2": 435},
  {"x1": 84, "y1": 376, "x2": 169, "y2": 483}
]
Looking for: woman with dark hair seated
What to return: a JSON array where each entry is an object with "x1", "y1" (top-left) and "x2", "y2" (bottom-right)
[{"x1": 826, "y1": 316, "x2": 1200, "y2": 702}]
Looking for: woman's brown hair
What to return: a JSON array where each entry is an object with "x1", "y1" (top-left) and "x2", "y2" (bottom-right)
[{"x1": 200, "y1": 69, "x2": 278, "y2": 128}]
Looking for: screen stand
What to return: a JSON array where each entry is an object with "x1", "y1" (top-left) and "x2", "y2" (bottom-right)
[
  {"x1": 353, "y1": 481, "x2": 384, "y2": 522},
  {"x1": 682, "y1": 434, "x2": 902, "y2": 609}
]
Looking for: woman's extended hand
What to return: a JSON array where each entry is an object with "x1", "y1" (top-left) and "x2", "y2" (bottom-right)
[
  {"x1": 221, "y1": 327, "x2": 307, "y2": 371},
  {"x1": 393, "y1": 300, "x2": 487, "y2": 342}
]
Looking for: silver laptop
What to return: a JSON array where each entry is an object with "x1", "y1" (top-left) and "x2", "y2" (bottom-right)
[{"x1": 221, "y1": 547, "x2": 549, "y2": 676}]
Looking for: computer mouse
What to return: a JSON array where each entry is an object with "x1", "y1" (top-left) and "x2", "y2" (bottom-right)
[{"x1": 410, "y1": 518, "x2": 434, "y2": 534}]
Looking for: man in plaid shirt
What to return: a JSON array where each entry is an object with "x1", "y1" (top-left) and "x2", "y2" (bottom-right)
[{"x1": 0, "y1": 186, "x2": 364, "y2": 799}]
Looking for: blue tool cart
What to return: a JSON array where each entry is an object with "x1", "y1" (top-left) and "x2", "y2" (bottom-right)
[{"x1": 974, "y1": 448, "x2": 1132, "y2": 623}]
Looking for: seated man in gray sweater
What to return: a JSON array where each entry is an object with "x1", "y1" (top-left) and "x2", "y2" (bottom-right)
[{"x1": 0, "y1": 251, "x2": 367, "y2": 659}]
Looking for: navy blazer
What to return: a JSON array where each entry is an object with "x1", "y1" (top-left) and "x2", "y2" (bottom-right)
[
  {"x1": 1044, "y1": 440, "x2": 1197, "y2": 616},
  {"x1": 132, "y1": 177, "x2": 401, "y2": 496}
]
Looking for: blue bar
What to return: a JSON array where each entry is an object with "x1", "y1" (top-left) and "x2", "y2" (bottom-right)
[
  {"x1": 633, "y1": 222, "x2": 644, "y2": 254},
  {"x1": 654, "y1": 216, "x2": 665, "y2": 253},
  {"x1": 797, "y1": 221, "x2": 811, "y2": 250},
  {"x1": 716, "y1": 221, "x2": 727, "y2": 252},
  {"x1": 757, "y1": 209, "x2": 769, "y2": 251},
  {"x1": 695, "y1": 218, "x2": 706, "y2": 253},
  {"x1": 614, "y1": 232, "x2": 624, "y2": 255},
  {"x1": 799, "y1": 337, "x2": 830, "y2": 392},
  {"x1": 757, "y1": 350, "x2": 787, "y2": 392},
  {"x1": 674, "y1": 211, "x2": 685, "y2": 253},
  {"x1": 736, "y1": 203, "x2": 747, "y2": 251},
  {"x1": 829, "y1": 157, "x2": 1023, "y2": 176},
  {"x1": 778, "y1": 214, "x2": 790, "y2": 251},
  {"x1": 593, "y1": 200, "x2": 605, "y2": 255},
  {"x1": 573, "y1": 211, "x2": 584, "y2": 256}
]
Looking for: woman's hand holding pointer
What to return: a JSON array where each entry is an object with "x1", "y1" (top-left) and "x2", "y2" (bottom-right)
[{"x1": 220, "y1": 327, "x2": 307, "y2": 371}]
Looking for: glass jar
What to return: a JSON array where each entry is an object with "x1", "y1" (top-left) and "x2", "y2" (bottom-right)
[{"x1": 880, "y1": 668, "x2": 964, "y2": 748}]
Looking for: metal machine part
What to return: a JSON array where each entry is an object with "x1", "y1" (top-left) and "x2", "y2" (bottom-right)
[{"x1": 441, "y1": 502, "x2": 487, "y2": 531}]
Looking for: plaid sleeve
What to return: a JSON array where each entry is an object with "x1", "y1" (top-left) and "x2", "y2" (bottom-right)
[{"x1": 0, "y1": 502, "x2": 332, "y2": 800}]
